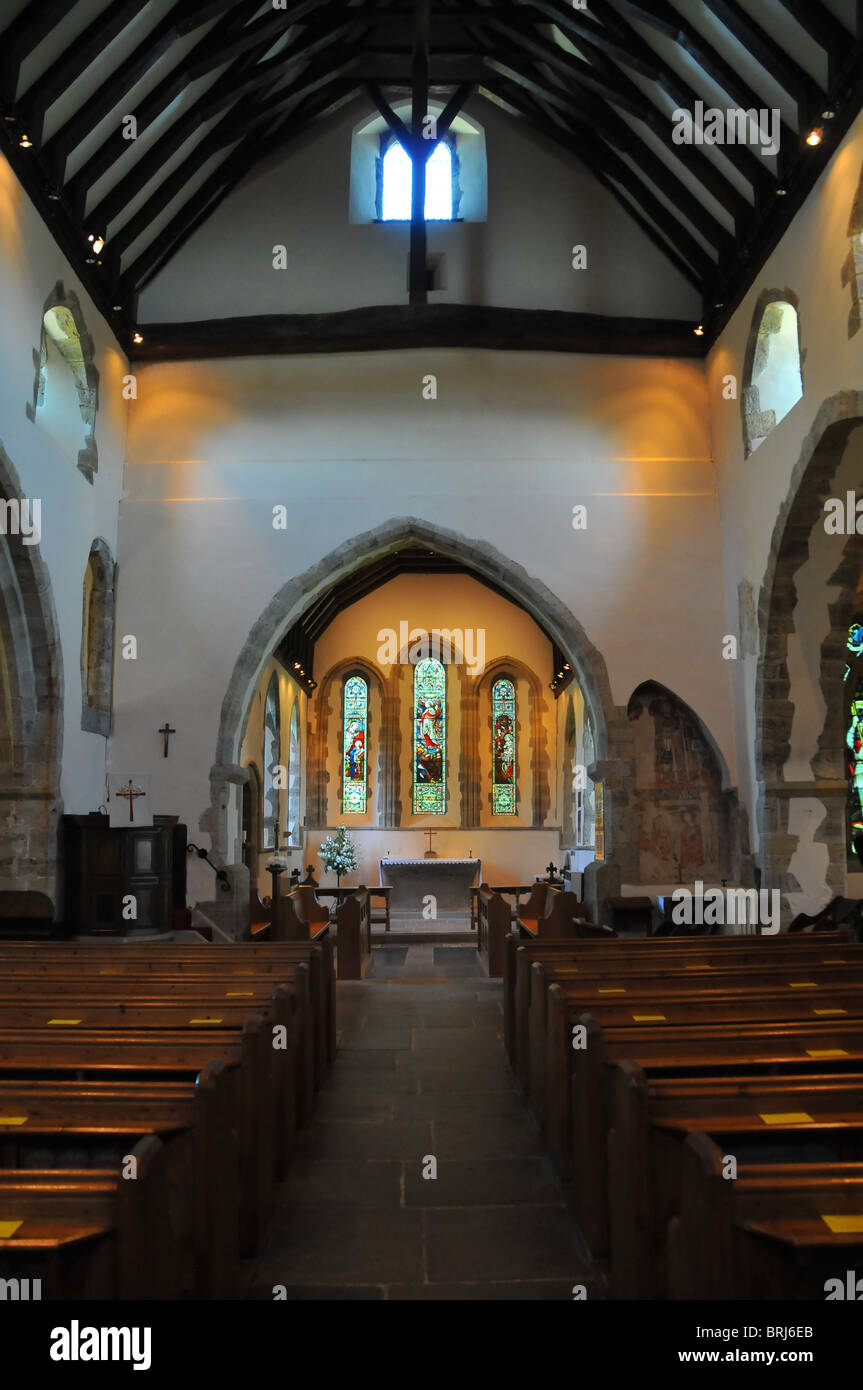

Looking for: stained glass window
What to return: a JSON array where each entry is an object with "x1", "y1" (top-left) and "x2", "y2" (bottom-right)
[
  {"x1": 343, "y1": 676, "x2": 368, "y2": 814},
  {"x1": 413, "y1": 658, "x2": 446, "y2": 814},
  {"x1": 262, "y1": 674, "x2": 280, "y2": 850},
  {"x1": 287, "y1": 703, "x2": 301, "y2": 839},
  {"x1": 845, "y1": 621, "x2": 863, "y2": 847},
  {"x1": 491, "y1": 677, "x2": 516, "y2": 814}
]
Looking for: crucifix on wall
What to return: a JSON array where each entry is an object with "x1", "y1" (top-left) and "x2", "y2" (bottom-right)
[
  {"x1": 108, "y1": 773, "x2": 153, "y2": 828},
  {"x1": 158, "y1": 722, "x2": 176, "y2": 757}
]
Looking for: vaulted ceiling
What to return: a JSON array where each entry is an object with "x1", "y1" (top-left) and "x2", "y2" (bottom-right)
[{"x1": 1, "y1": 0, "x2": 862, "y2": 354}]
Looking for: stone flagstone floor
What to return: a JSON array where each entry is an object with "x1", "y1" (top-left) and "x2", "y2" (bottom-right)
[{"x1": 248, "y1": 943, "x2": 595, "y2": 1300}]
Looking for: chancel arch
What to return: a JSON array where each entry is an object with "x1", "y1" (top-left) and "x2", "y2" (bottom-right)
[{"x1": 208, "y1": 518, "x2": 622, "y2": 929}]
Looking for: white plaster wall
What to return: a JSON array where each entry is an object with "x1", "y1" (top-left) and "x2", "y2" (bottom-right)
[
  {"x1": 706, "y1": 108, "x2": 863, "y2": 848},
  {"x1": 110, "y1": 345, "x2": 730, "y2": 888},
  {"x1": 137, "y1": 97, "x2": 701, "y2": 322},
  {"x1": 0, "y1": 153, "x2": 127, "y2": 816}
]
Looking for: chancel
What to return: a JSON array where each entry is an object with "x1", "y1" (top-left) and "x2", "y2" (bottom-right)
[{"x1": 2, "y1": 0, "x2": 863, "y2": 1323}]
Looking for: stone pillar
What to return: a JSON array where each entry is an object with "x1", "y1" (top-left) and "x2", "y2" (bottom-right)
[{"x1": 460, "y1": 686, "x2": 480, "y2": 827}]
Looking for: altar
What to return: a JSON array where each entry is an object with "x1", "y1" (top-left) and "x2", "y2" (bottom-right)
[{"x1": 379, "y1": 858, "x2": 482, "y2": 912}]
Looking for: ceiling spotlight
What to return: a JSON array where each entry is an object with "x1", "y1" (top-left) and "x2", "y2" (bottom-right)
[
  {"x1": 714, "y1": 301, "x2": 724, "y2": 310},
  {"x1": 805, "y1": 127, "x2": 823, "y2": 147},
  {"x1": 112, "y1": 304, "x2": 122, "y2": 312},
  {"x1": 47, "y1": 187, "x2": 61, "y2": 201},
  {"x1": 694, "y1": 324, "x2": 705, "y2": 336},
  {"x1": 18, "y1": 133, "x2": 32, "y2": 148},
  {"x1": 91, "y1": 234, "x2": 105, "y2": 255},
  {"x1": 132, "y1": 332, "x2": 143, "y2": 345},
  {"x1": 563, "y1": 663, "x2": 571, "y2": 671},
  {"x1": 293, "y1": 661, "x2": 301, "y2": 669},
  {"x1": 776, "y1": 185, "x2": 787, "y2": 196},
  {"x1": 822, "y1": 108, "x2": 836, "y2": 121}
]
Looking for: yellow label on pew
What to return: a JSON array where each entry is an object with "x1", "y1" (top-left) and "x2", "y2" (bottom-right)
[
  {"x1": 759, "y1": 1112, "x2": 814, "y2": 1125},
  {"x1": 598, "y1": 987, "x2": 626, "y2": 994},
  {"x1": 788, "y1": 981, "x2": 818, "y2": 988},
  {"x1": 685, "y1": 963, "x2": 712, "y2": 970},
  {"x1": 0, "y1": 1221, "x2": 22, "y2": 1239},
  {"x1": 632, "y1": 1014, "x2": 666, "y2": 1022},
  {"x1": 0, "y1": 1116, "x2": 27, "y2": 1126},
  {"x1": 821, "y1": 1215, "x2": 863, "y2": 1234},
  {"x1": 821, "y1": 959, "x2": 847, "y2": 965},
  {"x1": 807, "y1": 1049, "x2": 849, "y2": 1058},
  {"x1": 47, "y1": 1018, "x2": 81, "y2": 1026},
  {"x1": 813, "y1": 1008, "x2": 847, "y2": 1016},
  {"x1": 225, "y1": 992, "x2": 254, "y2": 998},
  {"x1": 189, "y1": 1017, "x2": 223, "y2": 1024}
]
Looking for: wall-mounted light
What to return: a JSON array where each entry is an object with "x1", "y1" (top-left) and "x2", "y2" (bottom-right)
[{"x1": 805, "y1": 127, "x2": 823, "y2": 147}]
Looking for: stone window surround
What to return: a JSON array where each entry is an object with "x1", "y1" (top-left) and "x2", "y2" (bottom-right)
[
  {"x1": 25, "y1": 281, "x2": 100, "y2": 484},
  {"x1": 740, "y1": 287, "x2": 805, "y2": 459}
]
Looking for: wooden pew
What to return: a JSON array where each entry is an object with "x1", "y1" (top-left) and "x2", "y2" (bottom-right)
[
  {"x1": 668, "y1": 1132, "x2": 863, "y2": 1300},
  {"x1": 548, "y1": 967, "x2": 863, "y2": 1171},
  {"x1": 0, "y1": 1135, "x2": 183, "y2": 1299},
  {"x1": 0, "y1": 1063, "x2": 238, "y2": 1297},
  {"x1": 0, "y1": 1018, "x2": 272, "y2": 1260},
  {"x1": 608, "y1": 1061, "x2": 863, "y2": 1298},
  {"x1": 502, "y1": 930, "x2": 854, "y2": 1071},
  {"x1": 477, "y1": 884, "x2": 511, "y2": 977},
  {"x1": 335, "y1": 888, "x2": 371, "y2": 979},
  {"x1": 571, "y1": 1012, "x2": 863, "y2": 1260},
  {"x1": 517, "y1": 887, "x2": 587, "y2": 939}
]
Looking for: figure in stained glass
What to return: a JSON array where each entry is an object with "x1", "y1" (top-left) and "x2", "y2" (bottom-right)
[
  {"x1": 491, "y1": 677, "x2": 516, "y2": 815},
  {"x1": 413, "y1": 658, "x2": 446, "y2": 813},
  {"x1": 342, "y1": 675, "x2": 368, "y2": 814}
]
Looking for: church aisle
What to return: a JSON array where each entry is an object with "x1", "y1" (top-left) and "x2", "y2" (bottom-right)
[{"x1": 248, "y1": 948, "x2": 595, "y2": 1300}]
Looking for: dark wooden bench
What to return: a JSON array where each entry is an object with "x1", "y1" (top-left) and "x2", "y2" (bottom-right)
[
  {"x1": 668, "y1": 1132, "x2": 863, "y2": 1300},
  {"x1": 335, "y1": 888, "x2": 372, "y2": 979},
  {"x1": 608, "y1": 1060, "x2": 863, "y2": 1298}
]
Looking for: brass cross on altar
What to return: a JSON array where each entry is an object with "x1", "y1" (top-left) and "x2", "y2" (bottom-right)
[
  {"x1": 424, "y1": 828, "x2": 438, "y2": 859},
  {"x1": 116, "y1": 778, "x2": 146, "y2": 823},
  {"x1": 158, "y1": 722, "x2": 176, "y2": 757}
]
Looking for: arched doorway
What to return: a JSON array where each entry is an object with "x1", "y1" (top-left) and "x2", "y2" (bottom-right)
[
  {"x1": 755, "y1": 392, "x2": 863, "y2": 920},
  {"x1": 0, "y1": 444, "x2": 63, "y2": 911}
]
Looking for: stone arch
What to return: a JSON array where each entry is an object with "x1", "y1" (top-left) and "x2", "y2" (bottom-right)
[
  {"x1": 80, "y1": 538, "x2": 115, "y2": 736},
  {"x1": 25, "y1": 281, "x2": 99, "y2": 483},
  {"x1": 740, "y1": 288, "x2": 804, "y2": 457},
  {"x1": 206, "y1": 517, "x2": 621, "y2": 924},
  {"x1": 755, "y1": 391, "x2": 863, "y2": 920},
  {"x1": 0, "y1": 442, "x2": 63, "y2": 908}
]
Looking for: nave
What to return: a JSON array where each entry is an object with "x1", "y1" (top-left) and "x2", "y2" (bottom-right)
[{"x1": 249, "y1": 946, "x2": 592, "y2": 1300}]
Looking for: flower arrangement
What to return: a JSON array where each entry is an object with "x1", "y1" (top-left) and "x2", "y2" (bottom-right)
[{"x1": 317, "y1": 825, "x2": 358, "y2": 887}]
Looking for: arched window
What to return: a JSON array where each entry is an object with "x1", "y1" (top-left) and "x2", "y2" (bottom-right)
[
  {"x1": 381, "y1": 138, "x2": 453, "y2": 221},
  {"x1": 742, "y1": 297, "x2": 803, "y2": 456},
  {"x1": 262, "y1": 675, "x2": 281, "y2": 850},
  {"x1": 342, "y1": 675, "x2": 368, "y2": 814},
  {"x1": 413, "y1": 657, "x2": 446, "y2": 813},
  {"x1": 287, "y1": 703, "x2": 301, "y2": 841},
  {"x1": 80, "y1": 540, "x2": 115, "y2": 736},
  {"x1": 845, "y1": 620, "x2": 863, "y2": 851},
  {"x1": 26, "y1": 284, "x2": 99, "y2": 482},
  {"x1": 491, "y1": 677, "x2": 516, "y2": 814}
]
